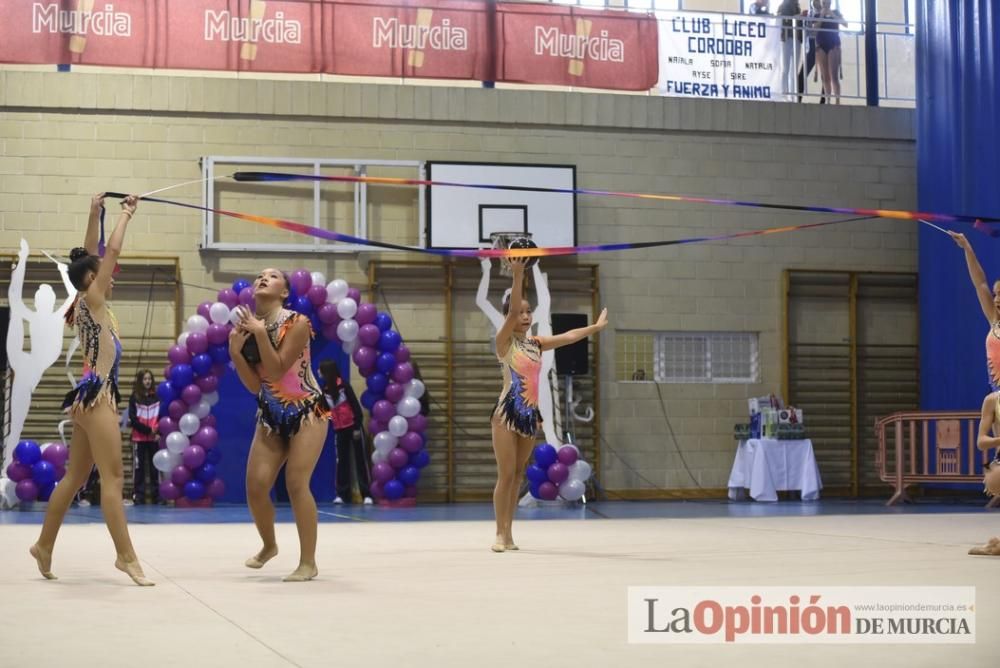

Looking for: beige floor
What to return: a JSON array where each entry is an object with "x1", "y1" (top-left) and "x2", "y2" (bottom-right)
[{"x1": 2, "y1": 513, "x2": 999, "y2": 667}]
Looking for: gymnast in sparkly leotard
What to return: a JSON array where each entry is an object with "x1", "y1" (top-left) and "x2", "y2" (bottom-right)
[
  {"x1": 30, "y1": 194, "x2": 154, "y2": 586},
  {"x1": 229, "y1": 268, "x2": 329, "y2": 582},
  {"x1": 488, "y1": 257, "x2": 609, "y2": 552}
]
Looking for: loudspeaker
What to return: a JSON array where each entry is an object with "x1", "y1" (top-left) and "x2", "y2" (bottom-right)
[
  {"x1": 0, "y1": 307, "x2": 8, "y2": 373},
  {"x1": 551, "y1": 313, "x2": 589, "y2": 376}
]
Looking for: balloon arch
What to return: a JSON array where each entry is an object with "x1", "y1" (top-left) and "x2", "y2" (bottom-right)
[{"x1": 153, "y1": 271, "x2": 430, "y2": 506}]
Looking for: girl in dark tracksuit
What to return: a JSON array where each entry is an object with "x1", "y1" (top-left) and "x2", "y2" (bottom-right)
[
  {"x1": 128, "y1": 369, "x2": 160, "y2": 504},
  {"x1": 318, "y1": 360, "x2": 371, "y2": 504}
]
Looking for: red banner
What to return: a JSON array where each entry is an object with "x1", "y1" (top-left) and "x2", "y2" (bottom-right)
[
  {"x1": 494, "y1": 3, "x2": 658, "y2": 91},
  {"x1": 0, "y1": 0, "x2": 654, "y2": 90}
]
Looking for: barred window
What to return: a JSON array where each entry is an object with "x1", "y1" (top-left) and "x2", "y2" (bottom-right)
[{"x1": 656, "y1": 332, "x2": 759, "y2": 383}]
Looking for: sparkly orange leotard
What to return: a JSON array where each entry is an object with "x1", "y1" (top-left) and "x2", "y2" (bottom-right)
[
  {"x1": 986, "y1": 322, "x2": 1000, "y2": 391},
  {"x1": 493, "y1": 334, "x2": 543, "y2": 438},
  {"x1": 255, "y1": 310, "x2": 329, "y2": 440}
]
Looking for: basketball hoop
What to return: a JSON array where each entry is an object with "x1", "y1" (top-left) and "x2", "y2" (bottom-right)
[{"x1": 490, "y1": 231, "x2": 533, "y2": 276}]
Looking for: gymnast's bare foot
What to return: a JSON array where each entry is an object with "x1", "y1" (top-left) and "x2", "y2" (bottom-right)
[
  {"x1": 29, "y1": 544, "x2": 57, "y2": 580},
  {"x1": 115, "y1": 557, "x2": 155, "y2": 586},
  {"x1": 245, "y1": 544, "x2": 278, "y2": 569},
  {"x1": 968, "y1": 536, "x2": 1000, "y2": 556},
  {"x1": 283, "y1": 563, "x2": 318, "y2": 582}
]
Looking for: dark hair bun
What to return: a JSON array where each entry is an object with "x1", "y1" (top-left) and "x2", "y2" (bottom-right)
[{"x1": 69, "y1": 247, "x2": 90, "y2": 262}]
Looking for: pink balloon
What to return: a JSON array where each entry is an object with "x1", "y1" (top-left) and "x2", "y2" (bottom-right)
[
  {"x1": 201, "y1": 415, "x2": 217, "y2": 429},
  {"x1": 196, "y1": 375, "x2": 219, "y2": 393},
  {"x1": 547, "y1": 462, "x2": 569, "y2": 484},
  {"x1": 217, "y1": 288, "x2": 239, "y2": 309},
  {"x1": 197, "y1": 302, "x2": 212, "y2": 319},
  {"x1": 192, "y1": 426, "x2": 218, "y2": 449},
  {"x1": 538, "y1": 482, "x2": 558, "y2": 501},
  {"x1": 372, "y1": 462, "x2": 395, "y2": 484},
  {"x1": 384, "y1": 383, "x2": 405, "y2": 403},
  {"x1": 307, "y1": 284, "x2": 328, "y2": 307},
  {"x1": 372, "y1": 400, "x2": 396, "y2": 423},
  {"x1": 171, "y1": 465, "x2": 192, "y2": 486},
  {"x1": 207, "y1": 323, "x2": 229, "y2": 346},
  {"x1": 206, "y1": 478, "x2": 226, "y2": 499},
  {"x1": 400, "y1": 432, "x2": 423, "y2": 454},
  {"x1": 394, "y1": 345, "x2": 411, "y2": 363},
  {"x1": 186, "y1": 331, "x2": 208, "y2": 355},
  {"x1": 391, "y1": 362, "x2": 414, "y2": 384},
  {"x1": 181, "y1": 384, "x2": 202, "y2": 406},
  {"x1": 158, "y1": 416, "x2": 178, "y2": 436},
  {"x1": 358, "y1": 324, "x2": 380, "y2": 347},
  {"x1": 388, "y1": 448, "x2": 409, "y2": 469},
  {"x1": 557, "y1": 446, "x2": 579, "y2": 466},
  {"x1": 353, "y1": 346, "x2": 377, "y2": 369},
  {"x1": 407, "y1": 414, "x2": 427, "y2": 433},
  {"x1": 168, "y1": 400, "x2": 187, "y2": 421},
  {"x1": 356, "y1": 303, "x2": 377, "y2": 326},
  {"x1": 168, "y1": 345, "x2": 191, "y2": 365}
]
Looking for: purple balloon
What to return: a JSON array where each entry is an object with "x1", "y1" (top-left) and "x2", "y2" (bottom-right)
[
  {"x1": 538, "y1": 482, "x2": 559, "y2": 501},
  {"x1": 547, "y1": 462, "x2": 569, "y2": 484},
  {"x1": 384, "y1": 382, "x2": 405, "y2": 403},
  {"x1": 400, "y1": 432, "x2": 424, "y2": 454},
  {"x1": 163, "y1": 365, "x2": 172, "y2": 381},
  {"x1": 394, "y1": 345, "x2": 411, "y2": 363},
  {"x1": 352, "y1": 345, "x2": 377, "y2": 369},
  {"x1": 197, "y1": 301, "x2": 212, "y2": 319},
  {"x1": 186, "y1": 331, "x2": 208, "y2": 355},
  {"x1": 196, "y1": 375, "x2": 219, "y2": 393},
  {"x1": 290, "y1": 269, "x2": 312, "y2": 296},
  {"x1": 356, "y1": 302, "x2": 377, "y2": 326},
  {"x1": 407, "y1": 414, "x2": 428, "y2": 433},
  {"x1": 168, "y1": 400, "x2": 187, "y2": 421},
  {"x1": 6, "y1": 462, "x2": 31, "y2": 483},
  {"x1": 368, "y1": 418, "x2": 386, "y2": 435},
  {"x1": 159, "y1": 481, "x2": 182, "y2": 501},
  {"x1": 191, "y1": 426, "x2": 219, "y2": 449},
  {"x1": 372, "y1": 462, "x2": 395, "y2": 484},
  {"x1": 318, "y1": 303, "x2": 339, "y2": 325},
  {"x1": 358, "y1": 324, "x2": 381, "y2": 347},
  {"x1": 168, "y1": 345, "x2": 191, "y2": 365},
  {"x1": 182, "y1": 445, "x2": 206, "y2": 470},
  {"x1": 206, "y1": 323, "x2": 228, "y2": 346},
  {"x1": 53, "y1": 464, "x2": 66, "y2": 481},
  {"x1": 239, "y1": 286, "x2": 255, "y2": 309},
  {"x1": 201, "y1": 415, "x2": 217, "y2": 429},
  {"x1": 357, "y1": 361, "x2": 376, "y2": 378},
  {"x1": 388, "y1": 447, "x2": 409, "y2": 469},
  {"x1": 181, "y1": 384, "x2": 203, "y2": 406},
  {"x1": 404, "y1": 485, "x2": 418, "y2": 499},
  {"x1": 347, "y1": 287, "x2": 361, "y2": 304},
  {"x1": 211, "y1": 363, "x2": 228, "y2": 378},
  {"x1": 369, "y1": 479, "x2": 384, "y2": 499},
  {"x1": 171, "y1": 465, "x2": 192, "y2": 487},
  {"x1": 15, "y1": 479, "x2": 39, "y2": 502},
  {"x1": 372, "y1": 400, "x2": 396, "y2": 423},
  {"x1": 158, "y1": 416, "x2": 178, "y2": 436},
  {"x1": 557, "y1": 446, "x2": 579, "y2": 466},
  {"x1": 391, "y1": 362, "x2": 414, "y2": 384},
  {"x1": 42, "y1": 443, "x2": 69, "y2": 467},
  {"x1": 217, "y1": 288, "x2": 239, "y2": 309},
  {"x1": 206, "y1": 478, "x2": 226, "y2": 499},
  {"x1": 321, "y1": 322, "x2": 340, "y2": 341},
  {"x1": 307, "y1": 283, "x2": 327, "y2": 307}
]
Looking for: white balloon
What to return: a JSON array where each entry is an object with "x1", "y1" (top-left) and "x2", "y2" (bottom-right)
[
  {"x1": 203, "y1": 391, "x2": 220, "y2": 407},
  {"x1": 558, "y1": 478, "x2": 586, "y2": 502},
  {"x1": 326, "y1": 279, "x2": 349, "y2": 304},
  {"x1": 388, "y1": 415, "x2": 409, "y2": 438},
  {"x1": 371, "y1": 449, "x2": 388, "y2": 465},
  {"x1": 166, "y1": 431, "x2": 190, "y2": 454},
  {"x1": 342, "y1": 339, "x2": 358, "y2": 355},
  {"x1": 404, "y1": 379, "x2": 425, "y2": 399},
  {"x1": 179, "y1": 413, "x2": 201, "y2": 436},
  {"x1": 336, "y1": 297, "x2": 358, "y2": 320},
  {"x1": 396, "y1": 396, "x2": 421, "y2": 418},
  {"x1": 177, "y1": 331, "x2": 190, "y2": 348},
  {"x1": 567, "y1": 460, "x2": 592, "y2": 482},
  {"x1": 0, "y1": 478, "x2": 17, "y2": 508},
  {"x1": 153, "y1": 449, "x2": 180, "y2": 473},
  {"x1": 192, "y1": 399, "x2": 212, "y2": 419},
  {"x1": 310, "y1": 272, "x2": 327, "y2": 288},
  {"x1": 373, "y1": 430, "x2": 398, "y2": 454},
  {"x1": 209, "y1": 302, "x2": 230, "y2": 325},
  {"x1": 186, "y1": 314, "x2": 209, "y2": 334},
  {"x1": 337, "y1": 319, "x2": 359, "y2": 342}
]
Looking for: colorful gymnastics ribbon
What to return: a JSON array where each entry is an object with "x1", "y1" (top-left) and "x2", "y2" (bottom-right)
[{"x1": 231, "y1": 171, "x2": 1000, "y2": 225}]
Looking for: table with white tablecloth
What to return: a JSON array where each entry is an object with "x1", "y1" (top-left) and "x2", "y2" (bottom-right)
[{"x1": 727, "y1": 438, "x2": 822, "y2": 502}]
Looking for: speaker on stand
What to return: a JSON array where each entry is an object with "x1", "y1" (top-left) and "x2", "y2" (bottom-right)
[{"x1": 550, "y1": 313, "x2": 592, "y2": 446}]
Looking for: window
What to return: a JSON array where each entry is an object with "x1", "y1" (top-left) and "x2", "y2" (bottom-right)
[
  {"x1": 835, "y1": 0, "x2": 864, "y2": 32},
  {"x1": 655, "y1": 332, "x2": 759, "y2": 383}
]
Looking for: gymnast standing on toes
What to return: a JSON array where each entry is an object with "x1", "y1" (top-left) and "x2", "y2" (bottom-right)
[
  {"x1": 490, "y1": 257, "x2": 608, "y2": 552},
  {"x1": 229, "y1": 268, "x2": 330, "y2": 582},
  {"x1": 30, "y1": 194, "x2": 154, "y2": 586},
  {"x1": 950, "y1": 231, "x2": 1000, "y2": 390},
  {"x1": 968, "y1": 392, "x2": 1000, "y2": 556}
]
